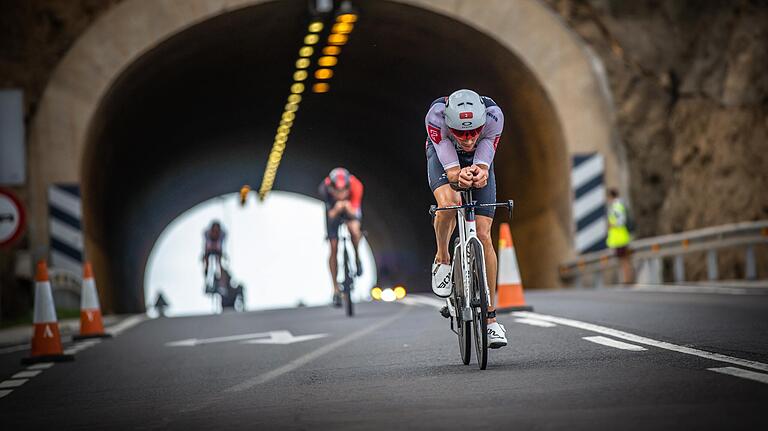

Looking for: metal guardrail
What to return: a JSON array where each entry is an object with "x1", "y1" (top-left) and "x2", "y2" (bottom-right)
[{"x1": 560, "y1": 220, "x2": 768, "y2": 286}]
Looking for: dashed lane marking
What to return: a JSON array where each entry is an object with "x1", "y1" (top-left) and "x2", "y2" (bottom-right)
[
  {"x1": 583, "y1": 336, "x2": 647, "y2": 351},
  {"x1": 0, "y1": 379, "x2": 28, "y2": 389},
  {"x1": 515, "y1": 318, "x2": 557, "y2": 328},
  {"x1": 12, "y1": 371, "x2": 41, "y2": 378},
  {"x1": 0, "y1": 390, "x2": 12, "y2": 398},
  {"x1": 27, "y1": 362, "x2": 54, "y2": 370},
  {"x1": 515, "y1": 311, "x2": 768, "y2": 373},
  {"x1": 708, "y1": 367, "x2": 768, "y2": 385}
]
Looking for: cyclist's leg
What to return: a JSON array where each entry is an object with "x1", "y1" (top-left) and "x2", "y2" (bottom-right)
[
  {"x1": 345, "y1": 216, "x2": 363, "y2": 274},
  {"x1": 203, "y1": 251, "x2": 211, "y2": 276},
  {"x1": 433, "y1": 185, "x2": 460, "y2": 264},
  {"x1": 474, "y1": 164, "x2": 497, "y2": 322},
  {"x1": 328, "y1": 238, "x2": 340, "y2": 293},
  {"x1": 476, "y1": 215, "x2": 497, "y2": 322},
  {"x1": 326, "y1": 214, "x2": 343, "y2": 294},
  {"x1": 427, "y1": 144, "x2": 460, "y2": 264}
]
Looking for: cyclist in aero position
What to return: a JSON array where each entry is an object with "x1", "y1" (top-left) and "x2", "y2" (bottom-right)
[
  {"x1": 203, "y1": 220, "x2": 226, "y2": 277},
  {"x1": 426, "y1": 89, "x2": 507, "y2": 348},
  {"x1": 319, "y1": 167, "x2": 364, "y2": 307}
]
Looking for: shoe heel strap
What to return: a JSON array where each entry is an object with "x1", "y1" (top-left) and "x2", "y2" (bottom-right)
[{"x1": 487, "y1": 310, "x2": 496, "y2": 319}]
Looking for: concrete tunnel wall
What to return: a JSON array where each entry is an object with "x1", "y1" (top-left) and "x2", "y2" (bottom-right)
[{"x1": 28, "y1": 0, "x2": 620, "y2": 312}]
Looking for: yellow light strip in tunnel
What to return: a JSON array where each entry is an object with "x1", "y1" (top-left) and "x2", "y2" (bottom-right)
[
  {"x1": 254, "y1": 21, "x2": 324, "y2": 201},
  {"x1": 312, "y1": 12, "x2": 357, "y2": 94}
]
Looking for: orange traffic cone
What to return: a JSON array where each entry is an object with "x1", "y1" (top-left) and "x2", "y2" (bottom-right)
[
  {"x1": 73, "y1": 262, "x2": 112, "y2": 340},
  {"x1": 21, "y1": 261, "x2": 74, "y2": 364},
  {"x1": 496, "y1": 223, "x2": 533, "y2": 312}
]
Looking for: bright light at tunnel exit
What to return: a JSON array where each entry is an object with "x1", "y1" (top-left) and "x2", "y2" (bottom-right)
[{"x1": 144, "y1": 191, "x2": 377, "y2": 317}]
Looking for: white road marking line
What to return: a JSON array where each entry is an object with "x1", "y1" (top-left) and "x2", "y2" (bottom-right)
[
  {"x1": 514, "y1": 318, "x2": 557, "y2": 328},
  {"x1": 11, "y1": 370, "x2": 41, "y2": 378},
  {"x1": 583, "y1": 336, "x2": 647, "y2": 351},
  {"x1": 629, "y1": 284, "x2": 762, "y2": 295},
  {"x1": 0, "y1": 379, "x2": 28, "y2": 389},
  {"x1": 225, "y1": 305, "x2": 411, "y2": 392},
  {"x1": 0, "y1": 344, "x2": 29, "y2": 355},
  {"x1": 400, "y1": 295, "x2": 446, "y2": 309},
  {"x1": 107, "y1": 315, "x2": 147, "y2": 336},
  {"x1": 708, "y1": 367, "x2": 768, "y2": 385},
  {"x1": 515, "y1": 311, "x2": 768, "y2": 373},
  {"x1": 63, "y1": 349, "x2": 77, "y2": 355},
  {"x1": 27, "y1": 362, "x2": 54, "y2": 370},
  {"x1": 0, "y1": 389, "x2": 12, "y2": 398}
]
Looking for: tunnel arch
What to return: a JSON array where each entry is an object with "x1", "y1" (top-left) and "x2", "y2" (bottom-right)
[{"x1": 28, "y1": 0, "x2": 620, "y2": 312}]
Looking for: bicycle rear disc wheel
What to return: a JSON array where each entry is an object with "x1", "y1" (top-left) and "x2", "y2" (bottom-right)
[{"x1": 469, "y1": 239, "x2": 489, "y2": 370}]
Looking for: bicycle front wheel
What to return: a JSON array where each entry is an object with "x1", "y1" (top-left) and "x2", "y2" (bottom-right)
[
  {"x1": 343, "y1": 249, "x2": 354, "y2": 317},
  {"x1": 468, "y1": 238, "x2": 489, "y2": 370}
]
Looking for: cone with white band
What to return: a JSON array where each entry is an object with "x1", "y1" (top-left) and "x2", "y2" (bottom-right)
[
  {"x1": 496, "y1": 223, "x2": 533, "y2": 312},
  {"x1": 22, "y1": 261, "x2": 75, "y2": 364},
  {"x1": 73, "y1": 262, "x2": 112, "y2": 340}
]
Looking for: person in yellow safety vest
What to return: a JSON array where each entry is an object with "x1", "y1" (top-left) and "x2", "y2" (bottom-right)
[{"x1": 606, "y1": 188, "x2": 634, "y2": 283}]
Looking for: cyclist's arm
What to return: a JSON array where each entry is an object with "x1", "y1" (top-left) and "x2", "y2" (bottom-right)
[
  {"x1": 425, "y1": 103, "x2": 460, "y2": 172},
  {"x1": 472, "y1": 106, "x2": 504, "y2": 168}
]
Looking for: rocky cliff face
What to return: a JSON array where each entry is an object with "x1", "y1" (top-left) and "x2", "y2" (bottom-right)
[{"x1": 546, "y1": 0, "x2": 768, "y2": 278}]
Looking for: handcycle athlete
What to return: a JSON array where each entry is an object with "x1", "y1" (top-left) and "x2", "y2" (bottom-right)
[{"x1": 426, "y1": 89, "x2": 507, "y2": 349}]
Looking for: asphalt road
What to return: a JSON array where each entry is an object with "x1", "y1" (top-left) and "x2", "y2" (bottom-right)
[{"x1": 1, "y1": 287, "x2": 767, "y2": 430}]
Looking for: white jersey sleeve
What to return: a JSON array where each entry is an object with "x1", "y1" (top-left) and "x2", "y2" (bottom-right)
[
  {"x1": 425, "y1": 101, "x2": 460, "y2": 170},
  {"x1": 473, "y1": 105, "x2": 504, "y2": 168}
]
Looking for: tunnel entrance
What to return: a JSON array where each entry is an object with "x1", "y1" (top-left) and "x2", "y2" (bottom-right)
[{"x1": 83, "y1": 0, "x2": 569, "y2": 312}]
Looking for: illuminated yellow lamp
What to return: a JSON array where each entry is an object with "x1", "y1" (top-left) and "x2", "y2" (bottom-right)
[
  {"x1": 308, "y1": 21, "x2": 324, "y2": 33},
  {"x1": 287, "y1": 94, "x2": 302, "y2": 104},
  {"x1": 293, "y1": 70, "x2": 308, "y2": 81},
  {"x1": 327, "y1": 33, "x2": 348, "y2": 45},
  {"x1": 312, "y1": 82, "x2": 330, "y2": 93},
  {"x1": 304, "y1": 34, "x2": 319, "y2": 45},
  {"x1": 299, "y1": 46, "x2": 314, "y2": 57},
  {"x1": 337, "y1": 13, "x2": 358, "y2": 23},
  {"x1": 381, "y1": 288, "x2": 396, "y2": 302},
  {"x1": 318, "y1": 56, "x2": 338, "y2": 67},
  {"x1": 296, "y1": 58, "x2": 310, "y2": 69},
  {"x1": 394, "y1": 286, "x2": 407, "y2": 300},
  {"x1": 332, "y1": 22, "x2": 354, "y2": 34},
  {"x1": 275, "y1": 135, "x2": 288, "y2": 145},
  {"x1": 282, "y1": 111, "x2": 296, "y2": 122},
  {"x1": 280, "y1": 119, "x2": 293, "y2": 128},
  {"x1": 284, "y1": 102, "x2": 299, "y2": 113},
  {"x1": 277, "y1": 125, "x2": 291, "y2": 135},
  {"x1": 323, "y1": 46, "x2": 341, "y2": 56},
  {"x1": 290, "y1": 83, "x2": 305, "y2": 94},
  {"x1": 239, "y1": 184, "x2": 251, "y2": 205},
  {"x1": 370, "y1": 287, "x2": 382, "y2": 301},
  {"x1": 315, "y1": 68, "x2": 334, "y2": 79}
]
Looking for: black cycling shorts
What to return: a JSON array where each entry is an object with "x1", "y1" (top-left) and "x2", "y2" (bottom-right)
[
  {"x1": 325, "y1": 208, "x2": 362, "y2": 240},
  {"x1": 426, "y1": 143, "x2": 497, "y2": 218}
]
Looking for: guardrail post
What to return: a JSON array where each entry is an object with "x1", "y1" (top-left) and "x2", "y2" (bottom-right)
[
  {"x1": 674, "y1": 255, "x2": 685, "y2": 282},
  {"x1": 707, "y1": 250, "x2": 719, "y2": 280},
  {"x1": 745, "y1": 245, "x2": 756, "y2": 280},
  {"x1": 594, "y1": 270, "x2": 604, "y2": 289},
  {"x1": 651, "y1": 256, "x2": 662, "y2": 284}
]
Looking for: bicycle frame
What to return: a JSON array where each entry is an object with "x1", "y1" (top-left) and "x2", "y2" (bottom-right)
[{"x1": 430, "y1": 190, "x2": 513, "y2": 323}]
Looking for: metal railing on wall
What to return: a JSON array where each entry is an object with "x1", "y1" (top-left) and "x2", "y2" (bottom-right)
[{"x1": 559, "y1": 220, "x2": 768, "y2": 287}]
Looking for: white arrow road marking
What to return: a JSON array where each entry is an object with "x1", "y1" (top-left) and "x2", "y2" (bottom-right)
[
  {"x1": 708, "y1": 367, "x2": 768, "y2": 385},
  {"x1": 583, "y1": 336, "x2": 647, "y2": 351},
  {"x1": 166, "y1": 331, "x2": 328, "y2": 347},
  {"x1": 241, "y1": 331, "x2": 328, "y2": 345}
]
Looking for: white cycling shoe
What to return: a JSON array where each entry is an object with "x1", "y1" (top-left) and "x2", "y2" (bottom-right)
[
  {"x1": 487, "y1": 322, "x2": 507, "y2": 349},
  {"x1": 431, "y1": 262, "x2": 453, "y2": 297}
]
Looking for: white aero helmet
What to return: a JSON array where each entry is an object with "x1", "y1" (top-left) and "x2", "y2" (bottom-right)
[{"x1": 444, "y1": 89, "x2": 486, "y2": 132}]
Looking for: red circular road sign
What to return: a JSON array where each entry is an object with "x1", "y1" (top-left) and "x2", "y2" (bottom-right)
[{"x1": 0, "y1": 188, "x2": 26, "y2": 248}]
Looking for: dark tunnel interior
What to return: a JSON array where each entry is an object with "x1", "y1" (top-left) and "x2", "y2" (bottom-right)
[{"x1": 83, "y1": 0, "x2": 569, "y2": 312}]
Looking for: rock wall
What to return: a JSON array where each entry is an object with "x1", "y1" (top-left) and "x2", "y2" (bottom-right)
[{"x1": 546, "y1": 0, "x2": 768, "y2": 279}]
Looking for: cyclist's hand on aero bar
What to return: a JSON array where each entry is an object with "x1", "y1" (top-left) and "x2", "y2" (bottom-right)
[
  {"x1": 458, "y1": 167, "x2": 474, "y2": 189},
  {"x1": 470, "y1": 165, "x2": 488, "y2": 188}
]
